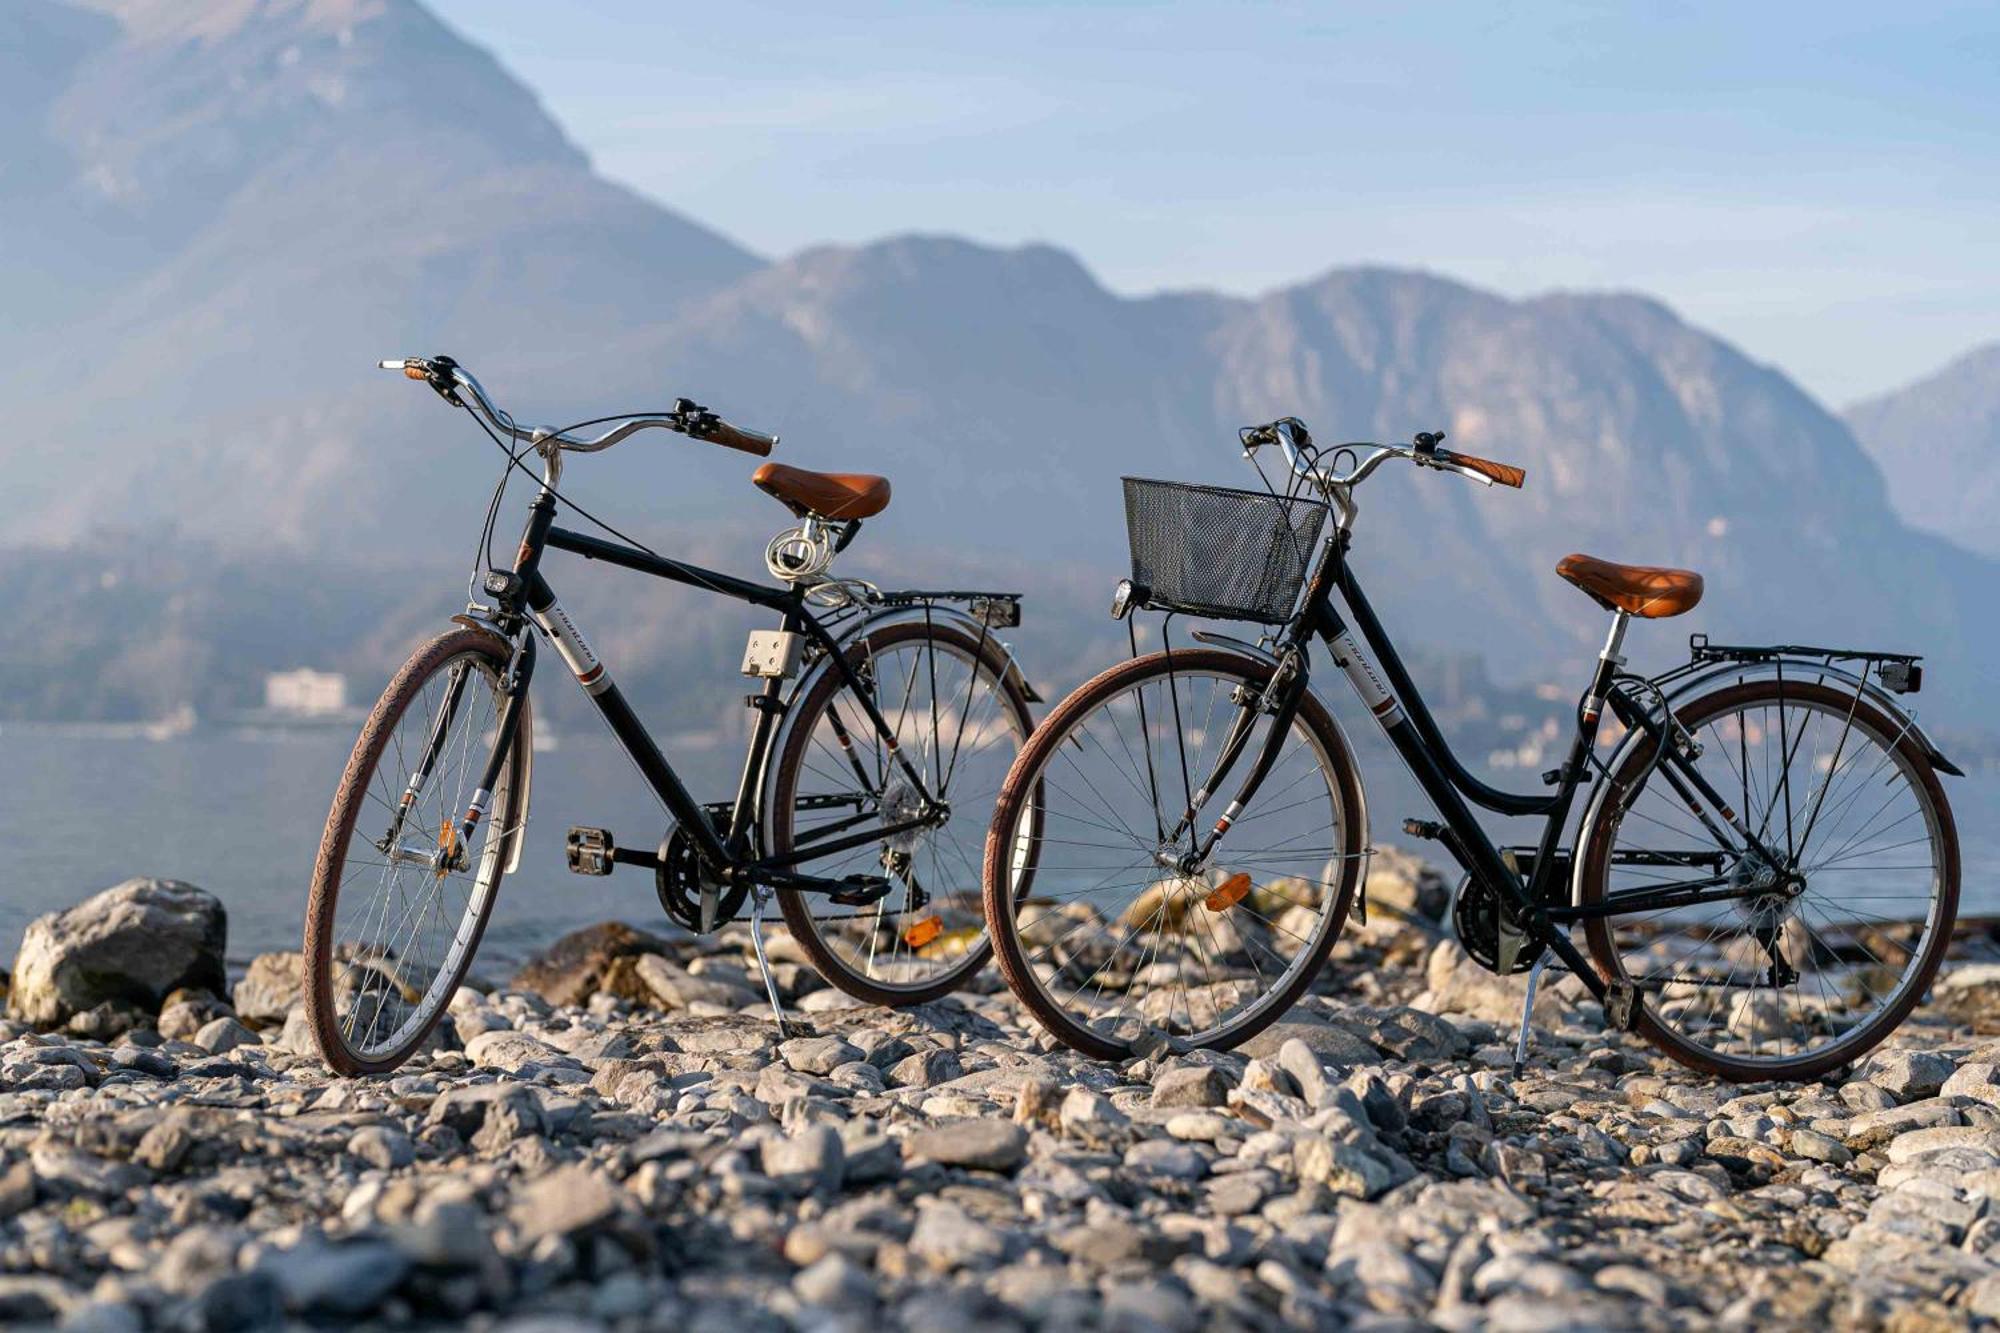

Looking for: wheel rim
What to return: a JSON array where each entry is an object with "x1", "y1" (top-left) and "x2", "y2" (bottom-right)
[
  {"x1": 997, "y1": 664, "x2": 1351, "y2": 1051},
  {"x1": 1588, "y1": 687, "x2": 1951, "y2": 1071},
  {"x1": 323, "y1": 651, "x2": 515, "y2": 1061},
  {"x1": 779, "y1": 632, "x2": 1031, "y2": 995}
]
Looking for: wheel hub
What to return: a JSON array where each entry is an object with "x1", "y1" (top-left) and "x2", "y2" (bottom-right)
[{"x1": 881, "y1": 781, "x2": 928, "y2": 851}]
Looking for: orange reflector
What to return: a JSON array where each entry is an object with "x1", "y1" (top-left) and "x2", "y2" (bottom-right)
[
  {"x1": 437, "y1": 819, "x2": 459, "y2": 878},
  {"x1": 404, "y1": 364, "x2": 427, "y2": 380},
  {"x1": 1204, "y1": 872, "x2": 1252, "y2": 912},
  {"x1": 902, "y1": 916, "x2": 944, "y2": 949}
]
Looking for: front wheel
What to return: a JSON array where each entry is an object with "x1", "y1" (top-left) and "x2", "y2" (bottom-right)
[
  {"x1": 302, "y1": 628, "x2": 527, "y2": 1075},
  {"x1": 1578, "y1": 678, "x2": 1958, "y2": 1082},
  {"x1": 983, "y1": 648, "x2": 1365, "y2": 1060}
]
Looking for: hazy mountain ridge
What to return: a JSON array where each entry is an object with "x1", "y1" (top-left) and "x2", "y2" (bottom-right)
[
  {"x1": 6, "y1": 0, "x2": 1995, "y2": 724},
  {"x1": 1846, "y1": 342, "x2": 2000, "y2": 559}
]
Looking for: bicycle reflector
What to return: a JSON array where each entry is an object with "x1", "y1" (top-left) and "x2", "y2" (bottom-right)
[
  {"x1": 1204, "y1": 872, "x2": 1253, "y2": 912},
  {"x1": 902, "y1": 916, "x2": 944, "y2": 949}
]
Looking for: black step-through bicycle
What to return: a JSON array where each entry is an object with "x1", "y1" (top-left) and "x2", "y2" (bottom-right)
[
  {"x1": 982, "y1": 418, "x2": 1961, "y2": 1081},
  {"x1": 305, "y1": 356, "x2": 1040, "y2": 1074}
]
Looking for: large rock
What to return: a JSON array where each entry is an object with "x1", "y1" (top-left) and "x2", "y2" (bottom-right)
[
  {"x1": 232, "y1": 952, "x2": 304, "y2": 1027},
  {"x1": 1413, "y1": 939, "x2": 1570, "y2": 1027},
  {"x1": 509, "y1": 921, "x2": 682, "y2": 1007},
  {"x1": 1363, "y1": 845, "x2": 1452, "y2": 923},
  {"x1": 7, "y1": 879, "x2": 226, "y2": 1026},
  {"x1": 1935, "y1": 964, "x2": 2000, "y2": 1030}
]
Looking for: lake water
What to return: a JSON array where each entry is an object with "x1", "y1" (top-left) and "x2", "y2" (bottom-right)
[{"x1": 2, "y1": 725, "x2": 1994, "y2": 973}]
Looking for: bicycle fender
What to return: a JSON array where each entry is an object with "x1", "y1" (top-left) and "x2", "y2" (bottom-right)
[{"x1": 452, "y1": 614, "x2": 534, "y2": 873}]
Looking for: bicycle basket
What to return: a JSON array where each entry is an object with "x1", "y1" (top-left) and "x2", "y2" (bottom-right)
[{"x1": 1122, "y1": 478, "x2": 1329, "y2": 623}]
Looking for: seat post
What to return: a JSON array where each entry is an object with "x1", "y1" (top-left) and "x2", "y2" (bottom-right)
[
  {"x1": 1599, "y1": 609, "x2": 1632, "y2": 670},
  {"x1": 1579, "y1": 609, "x2": 1632, "y2": 727}
]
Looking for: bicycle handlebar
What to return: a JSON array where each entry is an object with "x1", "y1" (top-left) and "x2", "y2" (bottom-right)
[
  {"x1": 1245, "y1": 420, "x2": 1525, "y2": 493},
  {"x1": 379, "y1": 356, "x2": 779, "y2": 459}
]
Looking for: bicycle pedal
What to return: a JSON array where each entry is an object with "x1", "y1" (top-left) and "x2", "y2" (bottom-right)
[
  {"x1": 827, "y1": 874, "x2": 893, "y2": 907},
  {"x1": 1402, "y1": 818, "x2": 1446, "y2": 841},
  {"x1": 565, "y1": 826, "x2": 616, "y2": 876}
]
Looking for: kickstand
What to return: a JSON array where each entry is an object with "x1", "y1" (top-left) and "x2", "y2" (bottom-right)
[
  {"x1": 748, "y1": 885, "x2": 793, "y2": 1037},
  {"x1": 1513, "y1": 952, "x2": 1548, "y2": 1077}
]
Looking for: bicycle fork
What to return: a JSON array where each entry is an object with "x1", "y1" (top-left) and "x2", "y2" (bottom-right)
[{"x1": 1185, "y1": 653, "x2": 1310, "y2": 863}]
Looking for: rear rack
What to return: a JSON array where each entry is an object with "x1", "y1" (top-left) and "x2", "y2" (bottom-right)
[
  {"x1": 1686, "y1": 634, "x2": 1922, "y2": 694},
  {"x1": 875, "y1": 590, "x2": 1023, "y2": 628},
  {"x1": 1688, "y1": 634, "x2": 1921, "y2": 667}
]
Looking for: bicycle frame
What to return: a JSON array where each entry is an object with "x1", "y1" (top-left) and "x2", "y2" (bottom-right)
[
  {"x1": 1195, "y1": 529, "x2": 1809, "y2": 1014},
  {"x1": 449, "y1": 487, "x2": 984, "y2": 897}
]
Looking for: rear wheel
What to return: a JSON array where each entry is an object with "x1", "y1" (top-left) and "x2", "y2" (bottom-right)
[
  {"x1": 983, "y1": 648, "x2": 1364, "y2": 1059},
  {"x1": 1578, "y1": 678, "x2": 1958, "y2": 1082},
  {"x1": 770, "y1": 619, "x2": 1037, "y2": 1005},
  {"x1": 303, "y1": 628, "x2": 527, "y2": 1076}
]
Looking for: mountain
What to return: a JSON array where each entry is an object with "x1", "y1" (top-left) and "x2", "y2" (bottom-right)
[
  {"x1": 6, "y1": 0, "x2": 1996, "y2": 728},
  {"x1": 2, "y1": 0, "x2": 759, "y2": 543},
  {"x1": 1845, "y1": 344, "x2": 2000, "y2": 559}
]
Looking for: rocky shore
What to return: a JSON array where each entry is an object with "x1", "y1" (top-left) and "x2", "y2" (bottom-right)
[{"x1": 3, "y1": 860, "x2": 1999, "y2": 1331}]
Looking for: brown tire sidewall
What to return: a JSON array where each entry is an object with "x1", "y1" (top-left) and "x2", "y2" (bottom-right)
[
  {"x1": 771, "y1": 618, "x2": 1037, "y2": 1007},
  {"x1": 1578, "y1": 678, "x2": 1959, "y2": 1083},
  {"x1": 982, "y1": 647, "x2": 1365, "y2": 1061},
  {"x1": 302, "y1": 628, "x2": 525, "y2": 1076}
]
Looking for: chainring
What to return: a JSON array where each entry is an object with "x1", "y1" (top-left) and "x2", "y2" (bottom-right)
[
  {"x1": 655, "y1": 817, "x2": 751, "y2": 932},
  {"x1": 1451, "y1": 873, "x2": 1546, "y2": 975}
]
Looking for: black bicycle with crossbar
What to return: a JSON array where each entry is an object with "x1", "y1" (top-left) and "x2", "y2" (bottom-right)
[
  {"x1": 304, "y1": 356, "x2": 1040, "y2": 1075},
  {"x1": 982, "y1": 417, "x2": 1961, "y2": 1081}
]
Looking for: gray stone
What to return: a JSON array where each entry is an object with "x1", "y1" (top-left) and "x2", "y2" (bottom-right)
[
  {"x1": 904, "y1": 1118, "x2": 1028, "y2": 1173},
  {"x1": 1276, "y1": 1038, "x2": 1343, "y2": 1107},
  {"x1": 464, "y1": 1029, "x2": 574, "y2": 1072},
  {"x1": 193, "y1": 1015, "x2": 260, "y2": 1054},
  {"x1": 762, "y1": 1123, "x2": 845, "y2": 1193},
  {"x1": 1060, "y1": 1087, "x2": 1132, "y2": 1145},
  {"x1": 1295, "y1": 1136, "x2": 1394, "y2": 1199},
  {"x1": 509, "y1": 1165, "x2": 626, "y2": 1241},
  {"x1": 428, "y1": 1083, "x2": 547, "y2": 1143},
  {"x1": 1861, "y1": 1048, "x2": 1955, "y2": 1101},
  {"x1": 908, "y1": 1201, "x2": 1008, "y2": 1271},
  {"x1": 1152, "y1": 1064, "x2": 1231, "y2": 1108},
  {"x1": 780, "y1": 1035, "x2": 863, "y2": 1075},
  {"x1": 793, "y1": 1253, "x2": 876, "y2": 1308},
  {"x1": 7, "y1": 879, "x2": 226, "y2": 1026},
  {"x1": 886, "y1": 1047, "x2": 963, "y2": 1088},
  {"x1": 1943, "y1": 1062, "x2": 2000, "y2": 1107},
  {"x1": 1124, "y1": 1138, "x2": 1208, "y2": 1180},
  {"x1": 258, "y1": 1237, "x2": 410, "y2": 1317},
  {"x1": 347, "y1": 1125, "x2": 416, "y2": 1170},
  {"x1": 231, "y1": 951, "x2": 304, "y2": 1027},
  {"x1": 1240, "y1": 1018, "x2": 1376, "y2": 1066}
]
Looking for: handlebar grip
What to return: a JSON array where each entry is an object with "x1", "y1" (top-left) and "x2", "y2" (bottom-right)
[
  {"x1": 1439, "y1": 448, "x2": 1525, "y2": 488},
  {"x1": 699, "y1": 419, "x2": 778, "y2": 457}
]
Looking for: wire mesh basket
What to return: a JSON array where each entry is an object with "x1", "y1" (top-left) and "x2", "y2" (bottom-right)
[{"x1": 1122, "y1": 478, "x2": 1329, "y2": 623}]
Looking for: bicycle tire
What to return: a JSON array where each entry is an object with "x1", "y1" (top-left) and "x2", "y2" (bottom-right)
[
  {"x1": 983, "y1": 647, "x2": 1365, "y2": 1060},
  {"x1": 1577, "y1": 678, "x2": 1958, "y2": 1082},
  {"x1": 303, "y1": 627, "x2": 528, "y2": 1076}
]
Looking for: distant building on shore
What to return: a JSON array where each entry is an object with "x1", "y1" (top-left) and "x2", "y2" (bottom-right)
[{"x1": 265, "y1": 668, "x2": 347, "y2": 717}]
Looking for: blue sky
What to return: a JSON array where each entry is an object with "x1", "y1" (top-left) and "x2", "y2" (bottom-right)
[{"x1": 430, "y1": 1, "x2": 1999, "y2": 404}]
